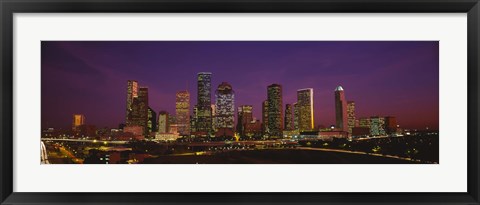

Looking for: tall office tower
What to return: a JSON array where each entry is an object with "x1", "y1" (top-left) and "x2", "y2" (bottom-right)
[
  {"x1": 297, "y1": 88, "x2": 314, "y2": 132},
  {"x1": 262, "y1": 100, "x2": 269, "y2": 135},
  {"x1": 293, "y1": 102, "x2": 299, "y2": 130},
  {"x1": 215, "y1": 82, "x2": 235, "y2": 130},
  {"x1": 237, "y1": 105, "x2": 253, "y2": 136},
  {"x1": 175, "y1": 90, "x2": 190, "y2": 136},
  {"x1": 195, "y1": 72, "x2": 213, "y2": 134},
  {"x1": 384, "y1": 116, "x2": 397, "y2": 134},
  {"x1": 334, "y1": 86, "x2": 348, "y2": 132},
  {"x1": 370, "y1": 116, "x2": 386, "y2": 136},
  {"x1": 211, "y1": 104, "x2": 216, "y2": 131},
  {"x1": 125, "y1": 80, "x2": 138, "y2": 125},
  {"x1": 236, "y1": 107, "x2": 243, "y2": 135},
  {"x1": 130, "y1": 87, "x2": 149, "y2": 135},
  {"x1": 147, "y1": 107, "x2": 157, "y2": 133},
  {"x1": 284, "y1": 104, "x2": 294, "y2": 130},
  {"x1": 190, "y1": 106, "x2": 198, "y2": 134},
  {"x1": 347, "y1": 101, "x2": 356, "y2": 133},
  {"x1": 72, "y1": 114, "x2": 85, "y2": 131},
  {"x1": 267, "y1": 84, "x2": 283, "y2": 138},
  {"x1": 157, "y1": 111, "x2": 169, "y2": 133}
]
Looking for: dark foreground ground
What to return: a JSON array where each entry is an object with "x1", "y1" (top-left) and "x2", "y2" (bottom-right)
[{"x1": 143, "y1": 149, "x2": 421, "y2": 164}]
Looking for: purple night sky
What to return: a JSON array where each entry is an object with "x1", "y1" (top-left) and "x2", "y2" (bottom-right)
[{"x1": 41, "y1": 41, "x2": 439, "y2": 130}]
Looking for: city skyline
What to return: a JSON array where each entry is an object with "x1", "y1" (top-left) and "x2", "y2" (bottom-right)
[{"x1": 41, "y1": 41, "x2": 439, "y2": 130}]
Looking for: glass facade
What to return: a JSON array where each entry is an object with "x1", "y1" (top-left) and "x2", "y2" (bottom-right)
[
  {"x1": 175, "y1": 90, "x2": 190, "y2": 135},
  {"x1": 195, "y1": 72, "x2": 213, "y2": 134},
  {"x1": 335, "y1": 86, "x2": 348, "y2": 132},
  {"x1": 267, "y1": 84, "x2": 283, "y2": 138},
  {"x1": 297, "y1": 88, "x2": 314, "y2": 132},
  {"x1": 215, "y1": 82, "x2": 235, "y2": 130}
]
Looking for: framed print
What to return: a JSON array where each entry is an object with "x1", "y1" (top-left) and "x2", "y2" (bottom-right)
[{"x1": 1, "y1": 0, "x2": 479, "y2": 204}]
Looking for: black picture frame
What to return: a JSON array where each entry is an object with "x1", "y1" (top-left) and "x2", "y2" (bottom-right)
[{"x1": 1, "y1": 0, "x2": 479, "y2": 204}]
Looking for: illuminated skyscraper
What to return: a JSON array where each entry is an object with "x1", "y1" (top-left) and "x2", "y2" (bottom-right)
[
  {"x1": 147, "y1": 107, "x2": 157, "y2": 133},
  {"x1": 267, "y1": 84, "x2": 283, "y2": 138},
  {"x1": 72, "y1": 114, "x2": 85, "y2": 131},
  {"x1": 190, "y1": 106, "x2": 198, "y2": 134},
  {"x1": 175, "y1": 90, "x2": 190, "y2": 136},
  {"x1": 125, "y1": 80, "x2": 138, "y2": 125},
  {"x1": 370, "y1": 116, "x2": 386, "y2": 136},
  {"x1": 334, "y1": 86, "x2": 348, "y2": 132},
  {"x1": 262, "y1": 100, "x2": 269, "y2": 135},
  {"x1": 293, "y1": 102, "x2": 299, "y2": 130},
  {"x1": 237, "y1": 105, "x2": 253, "y2": 136},
  {"x1": 195, "y1": 72, "x2": 213, "y2": 135},
  {"x1": 347, "y1": 101, "x2": 355, "y2": 133},
  {"x1": 158, "y1": 111, "x2": 169, "y2": 133},
  {"x1": 130, "y1": 87, "x2": 149, "y2": 135},
  {"x1": 297, "y1": 88, "x2": 314, "y2": 132},
  {"x1": 211, "y1": 104, "x2": 216, "y2": 131},
  {"x1": 215, "y1": 82, "x2": 235, "y2": 130},
  {"x1": 284, "y1": 104, "x2": 294, "y2": 130}
]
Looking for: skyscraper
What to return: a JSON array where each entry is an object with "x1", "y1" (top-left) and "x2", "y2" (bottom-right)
[
  {"x1": 147, "y1": 107, "x2": 157, "y2": 133},
  {"x1": 211, "y1": 104, "x2": 216, "y2": 131},
  {"x1": 125, "y1": 80, "x2": 138, "y2": 125},
  {"x1": 130, "y1": 87, "x2": 149, "y2": 135},
  {"x1": 335, "y1": 86, "x2": 348, "y2": 132},
  {"x1": 175, "y1": 90, "x2": 190, "y2": 136},
  {"x1": 72, "y1": 114, "x2": 85, "y2": 131},
  {"x1": 297, "y1": 88, "x2": 314, "y2": 132},
  {"x1": 293, "y1": 102, "x2": 299, "y2": 130},
  {"x1": 190, "y1": 106, "x2": 198, "y2": 134},
  {"x1": 158, "y1": 111, "x2": 169, "y2": 133},
  {"x1": 195, "y1": 72, "x2": 213, "y2": 135},
  {"x1": 262, "y1": 100, "x2": 269, "y2": 135},
  {"x1": 284, "y1": 104, "x2": 294, "y2": 130},
  {"x1": 237, "y1": 105, "x2": 253, "y2": 136},
  {"x1": 215, "y1": 82, "x2": 235, "y2": 130},
  {"x1": 347, "y1": 101, "x2": 355, "y2": 133},
  {"x1": 370, "y1": 116, "x2": 386, "y2": 136},
  {"x1": 267, "y1": 84, "x2": 283, "y2": 138}
]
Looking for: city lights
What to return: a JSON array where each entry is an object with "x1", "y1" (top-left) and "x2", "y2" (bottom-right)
[{"x1": 41, "y1": 41, "x2": 439, "y2": 164}]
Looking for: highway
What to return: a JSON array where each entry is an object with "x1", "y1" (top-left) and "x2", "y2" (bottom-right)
[{"x1": 41, "y1": 138, "x2": 128, "y2": 144}]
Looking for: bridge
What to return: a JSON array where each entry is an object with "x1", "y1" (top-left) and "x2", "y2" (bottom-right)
[
  {"x1": 41, "y1": 138, "x2": 129, "y2": 144},
  {"x1": 40, "y1": 141, "x2": 49, "y2": 164}
]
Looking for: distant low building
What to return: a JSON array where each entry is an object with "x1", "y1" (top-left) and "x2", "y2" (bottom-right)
[
  {"x1": 319, "y1": 130, "x2": 349, "y2": 140},
  {"x1": 123, "y1": 125, "x2": 144, "y2": 136},
  {"x1": 245, "y1": 120, "x2": 262, "y2": 138},
  {"x1": 215, "y1": 127, "x2": 234, "y2": 138},
  {"x1": 352, "y1": 127, "x2": 370, "y2": 137},
  {"x1": 283, "y1": 129, "x2": 300, "y2": 138},
  {"x1": 76, "y1": 124, "x2": 96, "y2": 138},
  {"x1": 169, "y1": 124, "x2": 180, "y2": 135},
  {"x1": 155, "y1": 132, "x2": 180, "y2": 141},
  {"x1": 298, "y1": 130, "x2": 320, "y2": 140}
]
